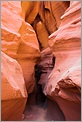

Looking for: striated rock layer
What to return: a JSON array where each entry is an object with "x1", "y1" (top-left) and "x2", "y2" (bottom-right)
[
  {"x1": 42, "y1": 1, "x2": 81, "y2": 121},
  {"x1": 1, "y1": 52, "x2": 27, "y2": 120},
  {"x1": 32, "y1": 1, "x2": 70, "y2": 51},
  {"x1": 39, "y1": 1, "x2": 70, "y2": 34}
]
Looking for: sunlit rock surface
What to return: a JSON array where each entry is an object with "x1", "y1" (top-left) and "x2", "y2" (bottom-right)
[
  {"x1": 17, "y1": 21, "x2": 40, "y2": 94},
  {"x1": 43, "y1": 1, "x2": 81, "y2": 121},
  {"x1": 32, "y1": 1, "x2": 69, "y2": 50},
  {"x1": 35, "y1": 21, "x2": 49, "y2": 50},
  {"x1": 1, "y1": 1, "x2": 81, "y2": 121},
  {"x1": 1, "y1": 1, "x2": 40, "y2": 93},
  {"x1": 1, "y1": 52, "x2": 27, "y2": 120}
]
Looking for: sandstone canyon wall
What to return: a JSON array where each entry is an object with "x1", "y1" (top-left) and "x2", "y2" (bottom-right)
[
  {"x1": 1, "y1": 1, "x2": 40, "y2": 120},
  {"x1": 1, "y1": 1, "x2": 40, "y2": 94},
  {"x1": 42, "y1": 1, "x2": 81, "y2": 121},
  {"x1": 1, "y1": 1, "x2": 81, "y2": 121},
  {"x1": 1, "y1": 52, "x2": 27, "y2": 120}
]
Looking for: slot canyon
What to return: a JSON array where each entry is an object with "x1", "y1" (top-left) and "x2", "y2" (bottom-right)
[{"x1": 1, "y1": 1, "x2": 81, "y2": 121}]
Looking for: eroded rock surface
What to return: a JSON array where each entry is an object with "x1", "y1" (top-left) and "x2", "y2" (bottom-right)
[
  {"x1": 1, "y1": 52, "x2": 27, "y2": 121},
  {"x1": 1, "y1": 1, "x2": 81, "y2": 121},
  {"x1": 1, "y1": 1, "x2": 40, "y2": 94},
  {"x1": 42, "y1": 1, "x2": 81, "y2": 121}
]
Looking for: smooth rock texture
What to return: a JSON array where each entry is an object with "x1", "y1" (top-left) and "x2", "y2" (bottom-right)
[
  {"x1": 35, "y1": 21, "x2": 49, "y2": 50},
  {"x1": 1, "y1": 1, "x2": 22, "y2": 59},
  {"x1": 1, "y1": 1, "x2": 40, "y2": 93},
  {"x1": 21, "y1": 1, "x2": 40, "y2": 24},
  {"x1": 32, "y1": 1, "x2": 70, "y2": 50},
  {"x1": 1, "y1": 52, "x2": 27, "y2": 121},
  {"x1": 43, "y1": 1, "x2": 81, "y2": 121},
  {"x1": 50, "y1": 1, "x2": 70, "y2": 28},
  {"x1": 39, "y1": 1, "x2": 70, "y2": 34},
  {"x1": 1, "y1": 1, "x2": 81, "y2": 121},
  {"x1": 24, "y1": 97, "x2": 65, "y2": 121},
  {"x1": 17, "y1": 21, "x2": 40, "y2": 93},
  {"x1": 54, "y1": 95, "x2": 81, "y2": 121}
]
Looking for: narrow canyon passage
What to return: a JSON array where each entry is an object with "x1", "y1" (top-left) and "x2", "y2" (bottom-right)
[
  {"x1": 23, "y1": 57, "x2": 65, "y2": 121},
  {"x1": 23, "y1": 86, "x2": 65, "y2": 121},
  {"x1": 1, "y1": 1, "x2": 81, "y2": 121},
  {"x1": 23, "y1": 98, "x2": 65, "y2": 121},
  {"x1": 23, "y1": 54, "x2": 65, "y2": 121}
]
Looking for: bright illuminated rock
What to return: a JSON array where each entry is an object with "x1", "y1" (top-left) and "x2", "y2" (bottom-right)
[
  {"x1": 1, "y1": 52, "x2": 27, "y2": 121},
  {"x1": 43, "y1": 1, "x2": 81, "y2": 121},
  {"x1": 1, "y1": 1, "x2": 40, "y2": 93},
  {"x1": 35, "y1": 21, "x2": 49, "y2": 50}
]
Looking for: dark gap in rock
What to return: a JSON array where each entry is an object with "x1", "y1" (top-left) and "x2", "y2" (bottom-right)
[
  {"x1": 31, "y1": 14, "x2": 42, "y2": 27},
  {"x1": 26, "y1": 64, "x2": 46, "y2": 106},
  {"x1": 23, "y1": 53, "x2": 66, "y2": 120},
  {"x1": 27, "y1": 54, "x2": 56, "y2": 106},
  {"x1": 52, "y1": 56, "x2": 56, "y2": 67},
  {"x1": 34, "y1": 64, "x2": 46, "y2": 106}
]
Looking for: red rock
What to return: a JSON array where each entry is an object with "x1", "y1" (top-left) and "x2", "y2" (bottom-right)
[
  {"x1": 38, "y1": 47, "x2": 54, "y2": 89},
  {"x1": 1, "y1": 1, "x2": 81, "y2": 120},
  {"x1": 54, "y1": 96, "x2": 81, "y2": 121},
  {"x1": 43, "y1": 1, "x2": 81, "y2": 120},
  {"x1": 44, "y1": 98, "x2": 65, "y2": 120},
  {"x1": 1, "y1": 52, "x2": 27, "y2": 120}
]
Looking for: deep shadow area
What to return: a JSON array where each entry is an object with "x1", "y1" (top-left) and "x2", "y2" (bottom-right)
[
  {"x1": 23, "y1": 63, "x2": 65, "y2": 120},
  {"x1": 23, "y1": 93, "x2": 65, "y2": 121}
]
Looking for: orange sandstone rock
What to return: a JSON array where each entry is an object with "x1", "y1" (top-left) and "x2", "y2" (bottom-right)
[
  {"x1": 1, "y1": 1, "x2": 40, "y2": 93},
  {"x1": 1, "y1": 52, "x2": 27, "y2": 121},
  {"x1": 50, "y1": 1, "x2": 70, "y2": 28},
  {"x1": 1, "y1": 1, "x2": 22, "y2": 59},
  {"x1": 21, "y1": 1, "x2": 34, "y2": 19},
  {"x1": 42, "y1": 8, "x2": 57, "y2": 34},
  {"x1": 21, "y1": 1, "x2": 40, "y2": 24},
  {"x1": 38, "y1": 2, "x2": 56, "y2": 34},
  {"x1": 17, "y1": 21, "x2": 40, "y2": 94},
  {"x1": 35, "y1": 21, "x2": 49, "y2": 50},
  {"x1": 39, "y1": 1, "x2": 69, "y2": 34}
]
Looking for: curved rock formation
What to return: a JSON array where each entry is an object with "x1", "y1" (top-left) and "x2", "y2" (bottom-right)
[
  {"x1": 43, "y1": 1, "x2": 81, "y2": 121},
  {"x1": 1, "y1": 52, "x2": 27, "y2": 120},
  {"x1": 17, "y1": 21, "x2": 40, "y2": 94},
  {"x1": 35, "y1": 21, "x2": 49, "y2": 50},
  {"x1": 1, "y1": 1, "x2": 81, "y2": 121},
  {"x1": 38, "y1": 1, "x2": 70, "y2": 34},
  {"x1": 32, "y1": 1, "x2": 70, "y2": 50},
  {"x1": 1, "y1": 1, "x2": 40, "y2": 93},
  {"x1": 21, "y1": 1, "x2": 40, "y2": 24}
]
